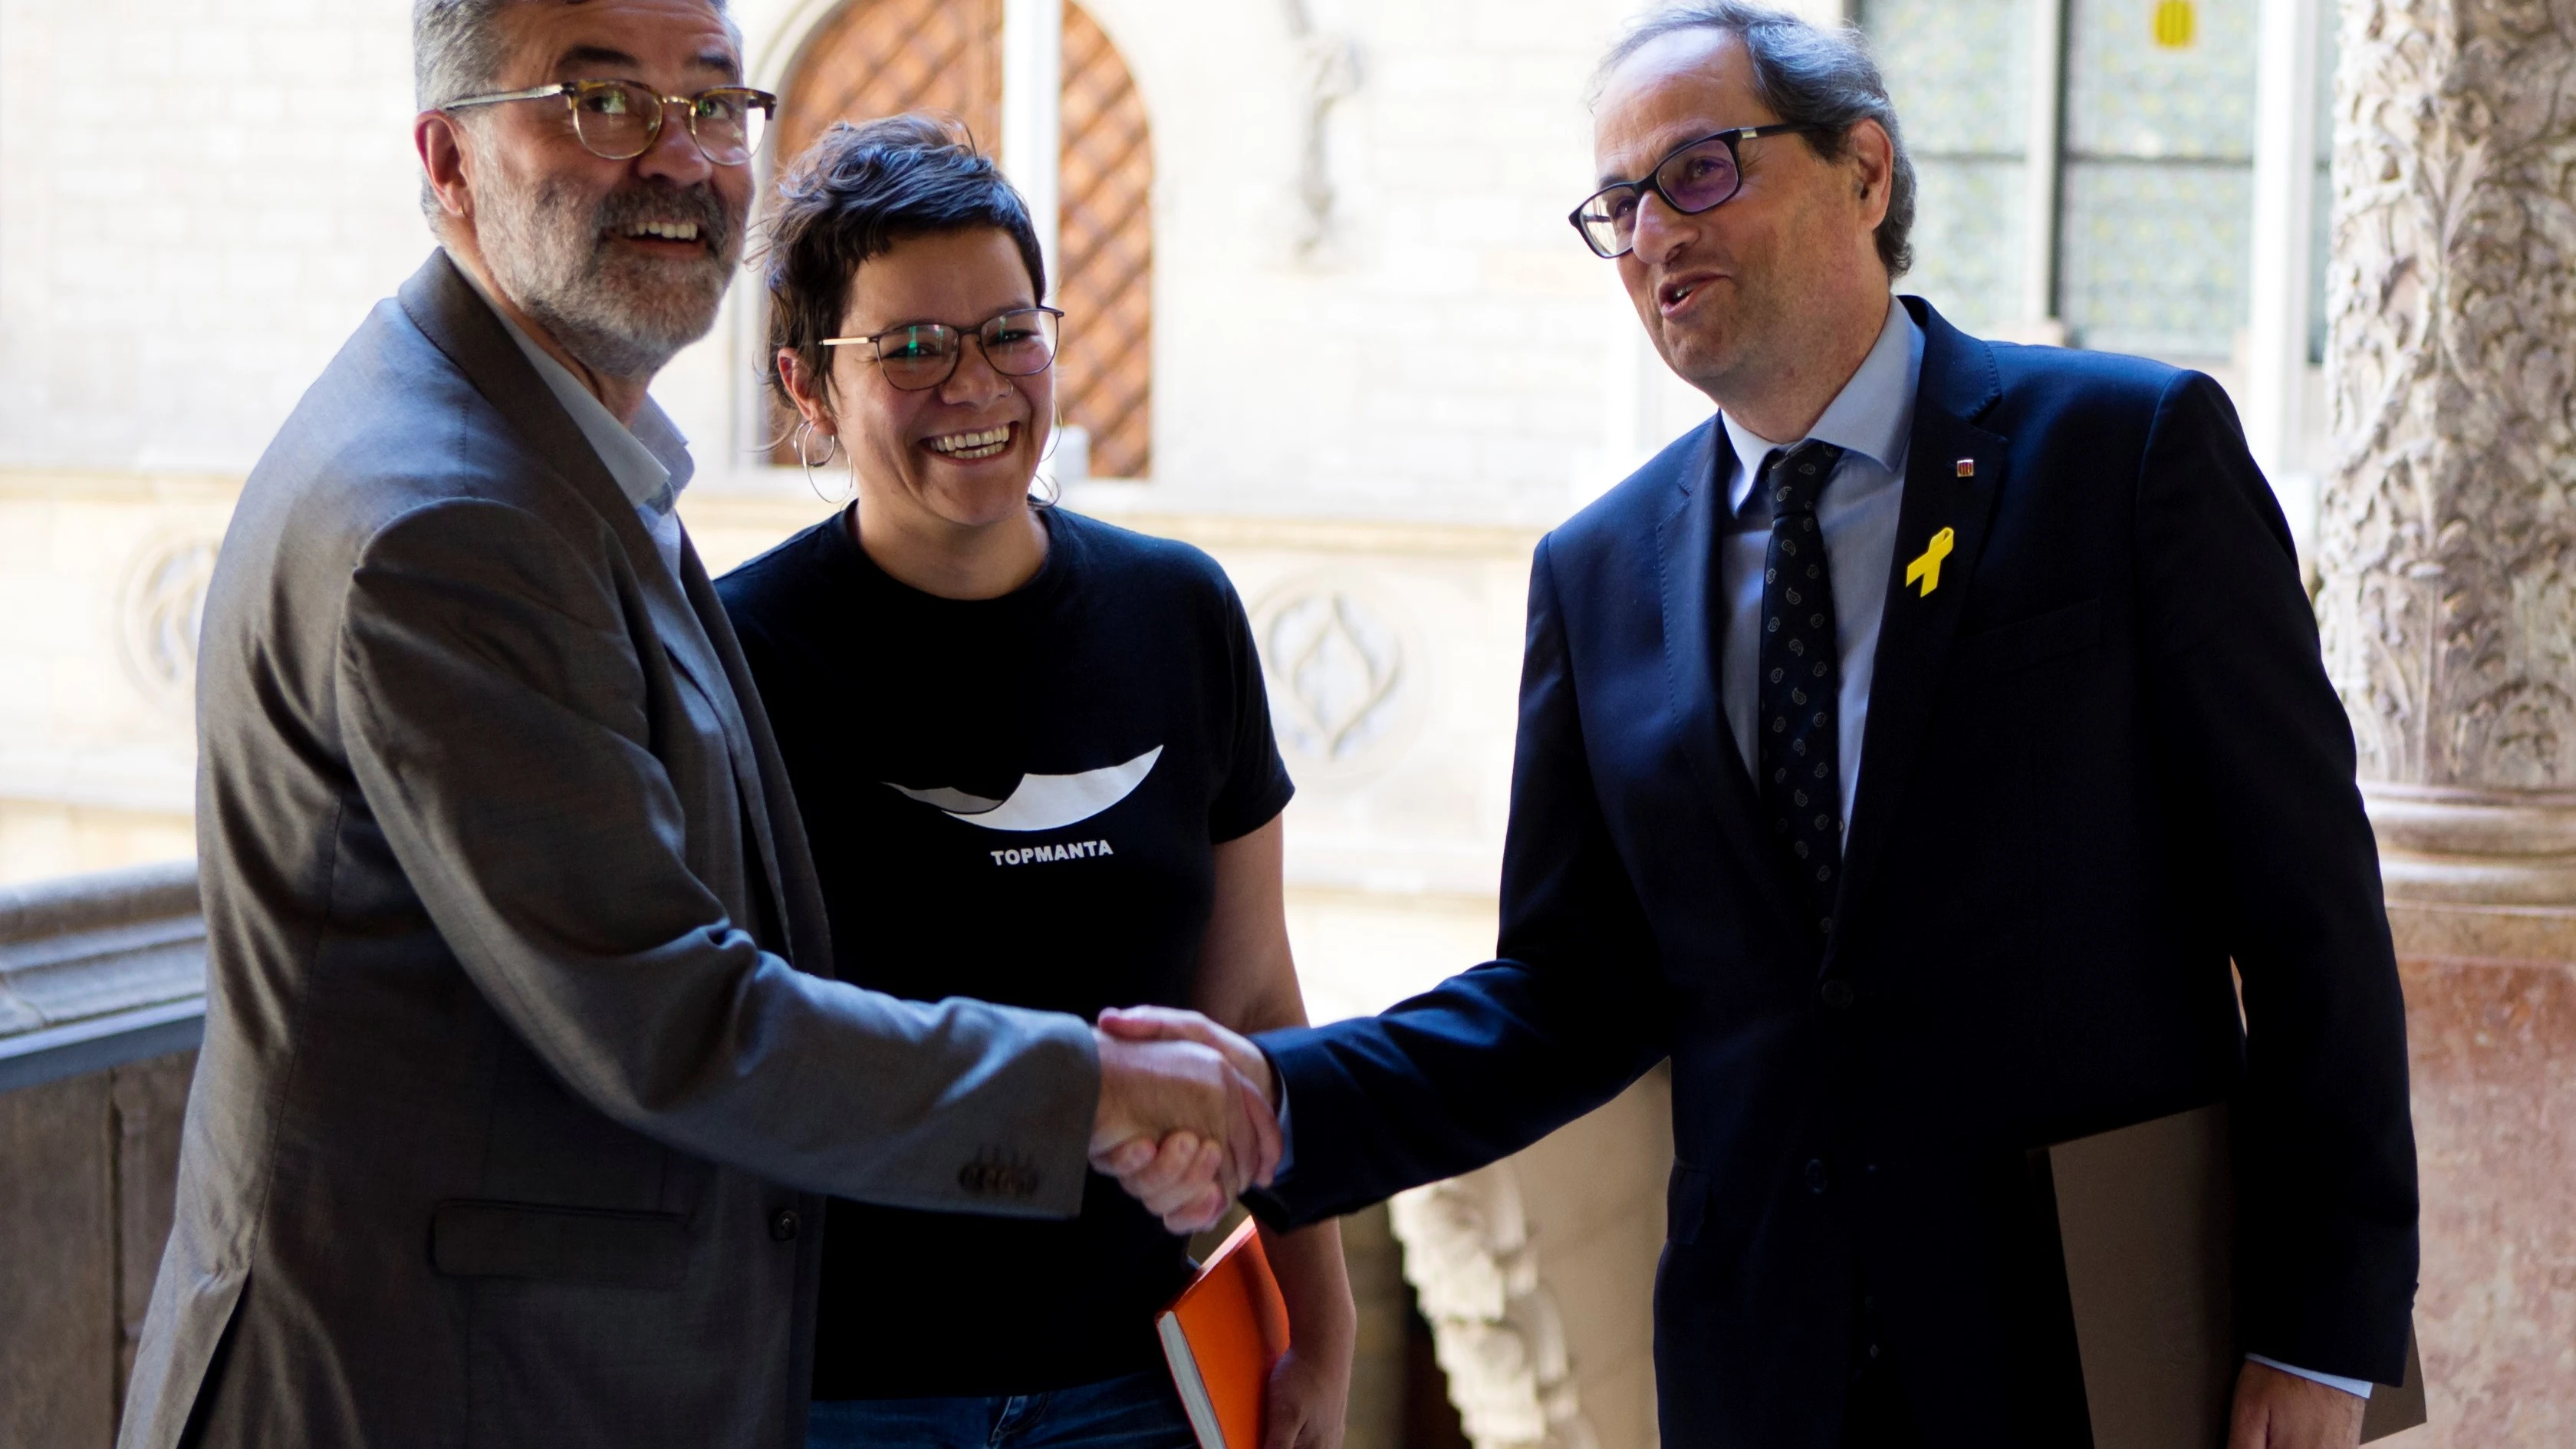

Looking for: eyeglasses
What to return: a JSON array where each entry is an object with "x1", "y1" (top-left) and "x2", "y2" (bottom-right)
[
  {"x1": 821, "y1": 308, "x2": 1064, "y2": 391},
  {"x1": 442, "y1": 80, "x2": 777, "y2": 166},
  {"x1": 1569, "y1": 124, "x2": 1817, "y2": 259}
]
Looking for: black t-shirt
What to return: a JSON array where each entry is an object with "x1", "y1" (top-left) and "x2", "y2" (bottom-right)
[{"x1": 716, "y1": 506, "x2": 1295, "y2": 1399}]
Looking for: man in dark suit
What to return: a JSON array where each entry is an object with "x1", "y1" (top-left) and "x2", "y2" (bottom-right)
[{"x1": 1104, "y1": 4, "x2": 2417, "y2": 1446}]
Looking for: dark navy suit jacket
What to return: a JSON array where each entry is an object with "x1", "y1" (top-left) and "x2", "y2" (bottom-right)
[{"x1": 1246, "y1": 298, "x2": 2418, "y2": 1448}]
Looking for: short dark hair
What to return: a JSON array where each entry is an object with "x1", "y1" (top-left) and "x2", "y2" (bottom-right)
[
  {"x1": 762, "y1": 114, "x2": 1048, "y2": 412},
  {"x1": 1594, "y1": 2, "x2": 1915, "y2": 278}
]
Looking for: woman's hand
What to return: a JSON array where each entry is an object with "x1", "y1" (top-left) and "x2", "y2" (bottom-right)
[{"x1": 1264, "y1": 1341, "x2": 1353, "y2": 1449}]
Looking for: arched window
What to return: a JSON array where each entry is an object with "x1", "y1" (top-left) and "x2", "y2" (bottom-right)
[{"x1": 770, "y1": 0, "x2": 1154, "y2": 480}]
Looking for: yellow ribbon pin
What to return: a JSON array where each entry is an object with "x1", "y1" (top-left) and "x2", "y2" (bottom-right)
[{"x1": 1905, "y1": 527, "x2": 1956, "y2": 597}]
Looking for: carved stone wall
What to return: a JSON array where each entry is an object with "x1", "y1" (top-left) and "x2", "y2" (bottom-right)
[{"x1": 2317, "y1": 0, "x2": 2576, "y2": 901}]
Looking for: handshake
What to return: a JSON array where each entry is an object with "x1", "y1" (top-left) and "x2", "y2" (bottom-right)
[{"x1": 1087, "y1": 1006, "x2": 1280, "y2": 1233}]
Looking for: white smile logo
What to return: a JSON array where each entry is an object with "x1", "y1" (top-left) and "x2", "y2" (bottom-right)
[{"x1": 887, "y1": 746, "x2": 1162, "y2": 832}]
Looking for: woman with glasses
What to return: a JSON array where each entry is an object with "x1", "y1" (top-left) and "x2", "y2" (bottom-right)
[{"x1": 716, "y1": 114, "x2": 1354, "y2": 1449}]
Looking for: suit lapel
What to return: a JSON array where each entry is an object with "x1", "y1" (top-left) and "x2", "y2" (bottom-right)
[
  {"x1": 1832, "y1": 301, "x2": 2008, "y2": 953},
  {"x1": 1654, "y1": 420, "x2": 1819, "y2": 946},
  {"x1": 396, "y1": 250, "x2": 800, "y2": 957},
  {"x1": 677, "y1": 536, "x2": 829, "y2": 970}
]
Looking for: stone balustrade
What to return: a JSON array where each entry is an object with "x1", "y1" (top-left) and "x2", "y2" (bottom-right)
[{"x1": 0, "y1": 861, "x2": 203, "y2": 1448}]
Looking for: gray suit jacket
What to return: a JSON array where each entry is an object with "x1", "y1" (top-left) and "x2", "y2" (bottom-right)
[{"x1": 119, "y1": 251, "x2": 1101, "y2": 1449}]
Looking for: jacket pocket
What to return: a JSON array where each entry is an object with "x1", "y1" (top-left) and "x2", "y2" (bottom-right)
[
  {"x1": 1666, "y1": 1164, "x2": 1712, "y2": 1246},
  {"x1": 1953, "y1": 598, "x2": 2100, "y2": 680},
  {"x1": 429, "y1": 1200, "x2": 689, "y2": 1288}
]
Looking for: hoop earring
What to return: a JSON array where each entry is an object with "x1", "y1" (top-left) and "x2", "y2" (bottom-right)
[
  {"x1": 1028, "y1": 411, "x2": 1065, "y2": 509},
  {"x1": 795, "y1": 420, "x2": 847, "y2": 506}
]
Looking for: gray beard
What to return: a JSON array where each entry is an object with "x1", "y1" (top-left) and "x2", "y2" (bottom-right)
[{"x1": 478, "y1": 170, "x2": 742, "y2": 381}]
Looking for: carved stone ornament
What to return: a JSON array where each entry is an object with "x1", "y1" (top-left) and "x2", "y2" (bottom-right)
[
  {"x1": 1279, "y1": 0, "x2": 1360, "y2": 260},
  {"x1": 2316, "y1": 0, "x2": 2576, "y2": 901},
  {"x1": 1253, "y1": 578, "x2": 1421, "y2": 778},
  {"x1": 117, "y1": 533, "x2": 219, "y2": 718},
  {"x1": 1390, "y1": 1167, "x2": 1600, "y2": 1449}
]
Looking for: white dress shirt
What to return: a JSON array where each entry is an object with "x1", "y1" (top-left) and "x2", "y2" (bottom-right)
[
  {"x1": 1706, "y1": 294, "x2": 2370, "y2": 1405},
  {"x1": 456, "y1": 259, "x2": 693, "y2": 581}
]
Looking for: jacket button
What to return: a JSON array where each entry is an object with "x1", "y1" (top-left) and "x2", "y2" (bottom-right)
[
  {"x1": 770, "y1": 1208, "x2": 800, "y2": 1242},
  {"x1": 1805, "y1": 1158, "x2": 1830, "y2": 1194},
  {"x1": 1819, "y1": 978, "x2": 1855, "y2": 1011}
]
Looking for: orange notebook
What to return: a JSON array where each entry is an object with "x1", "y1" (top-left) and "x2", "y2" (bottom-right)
[{"x1": 1157, "y1": 1217, "x2": 1291, "y2": 1449}]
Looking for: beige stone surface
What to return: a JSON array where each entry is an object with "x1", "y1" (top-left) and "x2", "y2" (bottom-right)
[
  {"x1": 2387, "y1": 904, "x2": 2576, "y2": 1449},
  {"x1": 0, "y1": 802, "x2": 193, "y2": 889},
  {"x1": 1393, "y1": 1068, "x2": 1670, "y2": 1449},
  {"x1": 0, "y1": 476, "x2": 232, "y2": 885},
  {"x1": 1505, "y1": 1069, "x2": 1670, "y2": 1449},
  {"x1": 0, "y1": 1070, "x2": 115, "y2": 1449}
]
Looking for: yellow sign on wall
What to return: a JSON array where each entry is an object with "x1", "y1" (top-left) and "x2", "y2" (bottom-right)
[{"x1": 2153, "y1": 0, "x2": 2196, "y2": 47}]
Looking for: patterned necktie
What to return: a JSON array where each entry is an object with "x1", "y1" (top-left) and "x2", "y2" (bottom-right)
[{"x1": 1754, "y1": 440, "x2": 1847, "y2": 940}]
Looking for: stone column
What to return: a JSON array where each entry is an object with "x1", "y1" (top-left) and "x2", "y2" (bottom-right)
[
  {"x1": 2319, "y1": 3, "x2": 2576, "y2": 1442},
  {"x1": 2319, "y1": 0, "x2": 2576, "y2": 901}
]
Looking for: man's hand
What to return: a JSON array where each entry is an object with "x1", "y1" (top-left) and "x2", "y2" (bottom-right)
[
  {"x1": 1093, "y1": 1008, "x2": 1282, "y2": 1233},
  {"x1": 2227, "y1": 1361, "x2": 2368, "y2": 1449},
  {"x1": 1091, "y1": 1027, "x2": 1280, "y2": 1233},
  {"x1": 1097, "y1": 1004, "x2": 1277, "y2": 1107}
]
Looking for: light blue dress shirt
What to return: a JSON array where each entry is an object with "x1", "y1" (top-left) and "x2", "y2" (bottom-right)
[{"x1": 1715, "y1": 295, "x2": 1920, "y2": 839}]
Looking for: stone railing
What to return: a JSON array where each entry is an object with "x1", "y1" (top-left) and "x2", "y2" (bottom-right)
[
  {"x1": 0, "y1": 861, "x2": 205, "y2": 1449},
  {"x1": 0, "y1": 861, "x2": 206, "y2": 1091}
]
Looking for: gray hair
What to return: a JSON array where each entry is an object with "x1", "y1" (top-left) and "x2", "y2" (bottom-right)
[
  {"x1": 1594, "y1": 2, "x2": 1915, "y2": 278},
  {"x1": 410, "y1": 0, "x2": 738, "y2": 229},
  {"x1": 414, "y1": 0, "x2": 515, "y2": 110},
  {"x1": 413, "y1": 0, "x2": 739, "y2": 107}
]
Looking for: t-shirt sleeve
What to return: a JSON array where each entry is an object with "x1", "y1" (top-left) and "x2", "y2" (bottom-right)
[{"x1": 1206, "y1": 571, "x2": 1295, "y2": 843}]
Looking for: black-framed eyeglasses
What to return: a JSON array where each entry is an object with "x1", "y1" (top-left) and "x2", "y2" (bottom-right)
[
  {"x1": 442, "y1": 80, "x2": 777, "y2": 166},
  {"x1": 1569, "y1": 124, "x2": 1818, "y2": 259},
  {"x1": 821, "y1": 307, "x2": 1064, "y2": 391}
]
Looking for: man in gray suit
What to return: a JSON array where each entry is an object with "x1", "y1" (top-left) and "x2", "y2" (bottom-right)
[{"x1": 117, "y1": 2, "x2": 1272, "y2": 1445}]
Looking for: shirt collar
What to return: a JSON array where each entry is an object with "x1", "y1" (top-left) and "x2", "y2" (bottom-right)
[
  {"x1": 451, "y1": 251, "x2": 693, "y2": 516},
  {"x1": 1720, "y1": 295, "x2": 1923, "y2": 515}
]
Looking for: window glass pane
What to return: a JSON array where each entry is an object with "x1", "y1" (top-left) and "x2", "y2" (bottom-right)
[
  {"x1": 1907, "y1": 161, "x2": 2026, "y2": 337},
  {"x1": 2308, "y1": 157, "x2": 2331, "y2": 364},
  {"x1": 2308, "y1": 8, "x2": 2337, "y2": 364},
  {"x1": 2059, "y1": 0, "x2": 2260, "y2": 358},
  {"x1": 2058, "y1": 160, "x2": 2252, "y2": 357},
  {"x1": 2064, "y1": 0, "x2": 2257, "y2": 160},
  {"x1": 1865, "y1": 0, "x2": 2032, "y2": 153},
  {"x1": 1860, "y1": 0, "x2": 2031, "y2": 336}
]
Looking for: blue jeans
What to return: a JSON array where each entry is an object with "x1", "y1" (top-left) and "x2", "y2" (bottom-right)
[{"x1": 807, "y1": 1370, "x2": 1198, "y2": 1449}]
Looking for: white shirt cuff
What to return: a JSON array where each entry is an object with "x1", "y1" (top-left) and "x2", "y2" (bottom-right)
[
  {"x1": 1272, "y1": 1075, "x2": 1294, "y2": 1171},
  {"x1": 2246, "y1": 1353, "x2": 2374, "y2": 1399}
]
